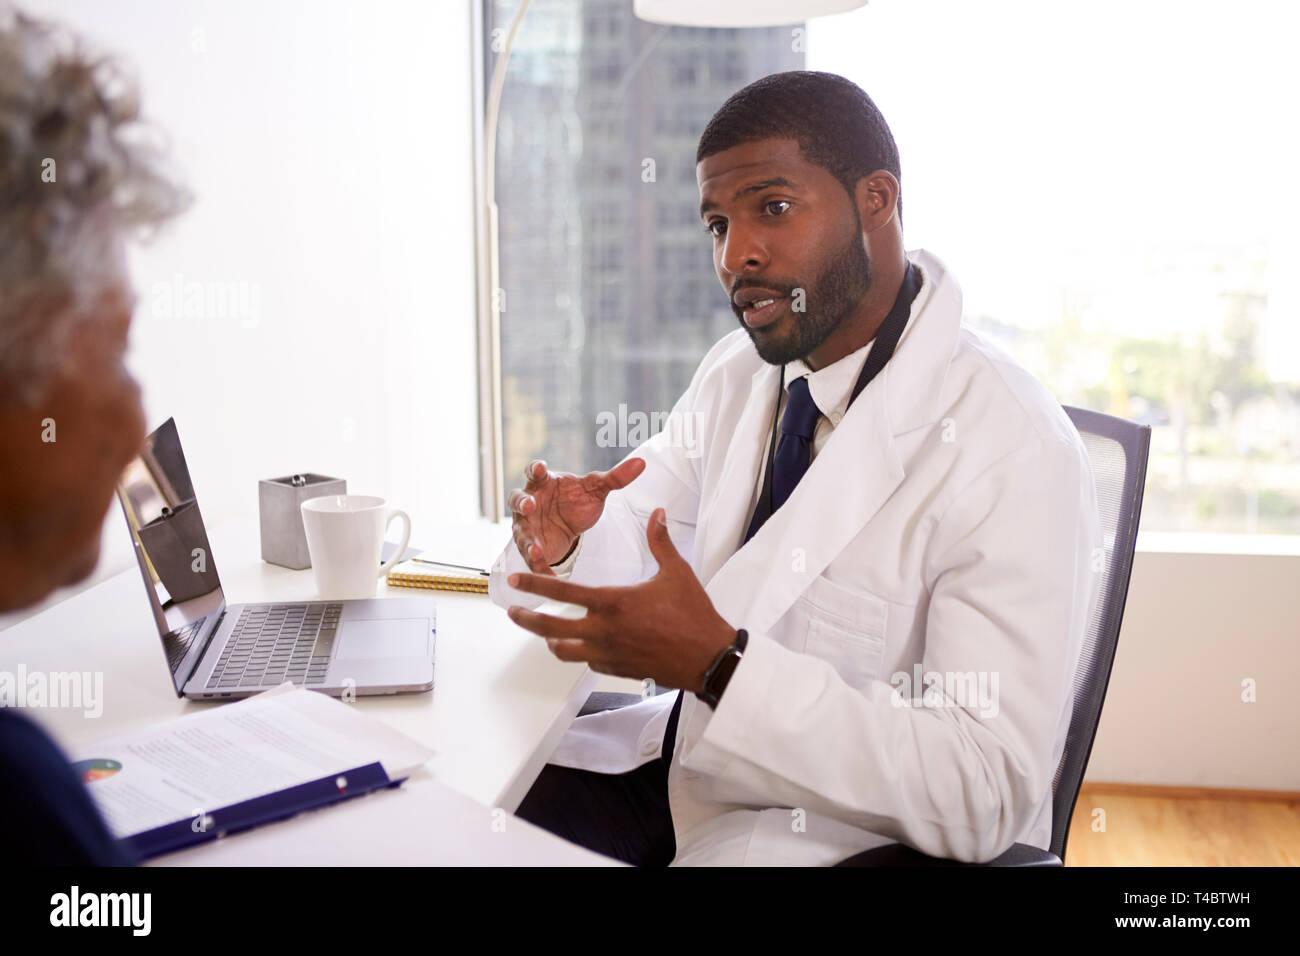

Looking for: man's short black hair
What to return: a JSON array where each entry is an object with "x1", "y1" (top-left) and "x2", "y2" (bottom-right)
[{"x1": 697, "y1": 70, "x2": 902, "y2": 222}]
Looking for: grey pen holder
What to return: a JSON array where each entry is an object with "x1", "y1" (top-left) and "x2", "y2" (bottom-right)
[{"x1": 259, "y1": 473, "x2": 347, "y2": 569}]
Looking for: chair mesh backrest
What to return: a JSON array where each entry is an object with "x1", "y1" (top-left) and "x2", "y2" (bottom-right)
[{"x1": 1048, "y1": 406, "x2": 1151, "y2": 861}]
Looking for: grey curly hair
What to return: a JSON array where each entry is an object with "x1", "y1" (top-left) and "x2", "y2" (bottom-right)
[{"x1": 0, "y1": 4, "x2": 188, "y2": 401}]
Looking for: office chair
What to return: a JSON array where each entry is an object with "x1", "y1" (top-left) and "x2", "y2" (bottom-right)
[
  {"x1": 576, "y1": 405, "x2": 1151, "y2": 868},
  {"x1": 835, "y1": 405, "x2": 1151, "y2": 866}
]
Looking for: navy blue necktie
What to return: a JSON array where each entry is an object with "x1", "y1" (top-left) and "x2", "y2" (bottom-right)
[
  {"x1": 743, "y1": 374, "x2": 821, "y2": 544},
  {"x1": 662, "y1": 374, "x2": 822, "y2": 767}
]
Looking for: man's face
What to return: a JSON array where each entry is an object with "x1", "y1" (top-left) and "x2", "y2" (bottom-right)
[
  {"x1": 698, "y1": 138, "x2": 871, "y2": 366},
  {"x1": 0, "y1": 272, "x2": 147, "y2": 611}
]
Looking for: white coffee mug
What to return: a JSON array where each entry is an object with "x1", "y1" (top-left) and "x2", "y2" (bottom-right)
[{"x1": 300, "y1": 494, "x2": 411, "y2": 599}]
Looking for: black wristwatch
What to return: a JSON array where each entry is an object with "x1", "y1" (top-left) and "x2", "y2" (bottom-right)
[{"x1": 696, "y1": 628, "x2": 748, "y2": 710}]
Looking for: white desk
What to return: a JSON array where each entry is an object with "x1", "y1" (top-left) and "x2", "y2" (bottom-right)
[{"x1": 0, "y1": 518, "x2": 620, "y2": 866}]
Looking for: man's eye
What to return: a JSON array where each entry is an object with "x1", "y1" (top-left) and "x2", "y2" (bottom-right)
[
  {"x1": 706, "y1": 220, "x2": 727, "y2": 237},
  {"x1": 765, "y1": 200, "x2": 791, "y2": 216}
]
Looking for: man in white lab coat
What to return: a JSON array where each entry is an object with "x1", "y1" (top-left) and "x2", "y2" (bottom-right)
[{"x1": 490, "y1": 71, "x2": 1102, "y2": 867}]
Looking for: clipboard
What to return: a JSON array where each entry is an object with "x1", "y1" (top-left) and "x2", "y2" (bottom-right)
[{"x1": 124, "y1": 761, "x2": 404, "y2": 859}]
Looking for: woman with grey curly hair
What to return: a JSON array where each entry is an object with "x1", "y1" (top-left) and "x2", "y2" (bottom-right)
[{"x1": 0, "y1": 4, "x2": 188, "y2": 865}]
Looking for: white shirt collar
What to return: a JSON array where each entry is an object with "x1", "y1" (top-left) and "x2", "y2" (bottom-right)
[{"x1": 782, "y1": 337, "x2": 874, "y2": 421}]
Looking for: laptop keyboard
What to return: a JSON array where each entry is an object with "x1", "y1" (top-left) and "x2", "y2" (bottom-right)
[{"x1": 205, "y1": 603, "x2": 343, "y2": 690}]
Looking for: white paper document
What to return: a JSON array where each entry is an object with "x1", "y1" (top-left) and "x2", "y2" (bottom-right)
[{"x1": 71, "y1": 684, "x2": 434, "y2": 839}]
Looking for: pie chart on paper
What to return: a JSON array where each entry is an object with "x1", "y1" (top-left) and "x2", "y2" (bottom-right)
[{"x1": 74, "y1": 758, "x2": 122, "y2": 783}]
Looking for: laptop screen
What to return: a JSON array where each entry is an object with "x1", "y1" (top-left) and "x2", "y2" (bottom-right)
[{"x1": 115, "y1": 417, "x2": 225, "y2": 694}]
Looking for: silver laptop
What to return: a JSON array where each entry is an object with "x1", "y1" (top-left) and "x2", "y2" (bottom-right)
[{"x1": 116, "y1": 417, "x2": 435, "y2": 700}]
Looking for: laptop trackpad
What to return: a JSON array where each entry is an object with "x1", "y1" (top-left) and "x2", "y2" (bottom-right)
[{"x1": 335, "y1": 619, "x2": 428, "y2": 659}]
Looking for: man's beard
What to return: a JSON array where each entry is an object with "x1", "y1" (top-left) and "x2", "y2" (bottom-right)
[{"x1": 734, "y1": 230, "x2": 872, "y2": 366}]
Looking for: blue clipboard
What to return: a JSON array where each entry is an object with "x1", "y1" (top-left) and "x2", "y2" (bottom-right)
[{"x1": 123, "y1": 761, "x2": 405, "y2": 860}]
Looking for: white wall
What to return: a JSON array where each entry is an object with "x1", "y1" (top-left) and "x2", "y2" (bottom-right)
[
  {"x1": 1088, "y1": 549, "x2": 1300, "y2": 790},
  {"x1": 16, "y1": 0, "x2": 479, "y2": 597}
]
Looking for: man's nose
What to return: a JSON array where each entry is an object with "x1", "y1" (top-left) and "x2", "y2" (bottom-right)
[{"x1": 719, "y1": 223, "x2": 767, "y2": 278}]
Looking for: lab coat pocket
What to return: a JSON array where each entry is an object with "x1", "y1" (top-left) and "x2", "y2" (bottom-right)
[{"x1": 800, "y1": 576, "x2": 889, "y2": 691}]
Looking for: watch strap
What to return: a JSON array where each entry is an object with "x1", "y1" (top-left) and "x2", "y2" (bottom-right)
[{"x1": 697, "y1": 628, "x2": 747, "y2": 709}]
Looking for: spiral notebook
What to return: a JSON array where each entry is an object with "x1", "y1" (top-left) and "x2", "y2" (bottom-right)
[{"x1": 386, "y1": 559, "x2": 490, "y2": 594}]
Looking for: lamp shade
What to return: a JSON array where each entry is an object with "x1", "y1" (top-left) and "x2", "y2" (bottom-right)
[{"x1": 634, "y1": 0, "x2": 867, "y2": 28}]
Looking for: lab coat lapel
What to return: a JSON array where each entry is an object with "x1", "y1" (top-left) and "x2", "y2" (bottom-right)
[
  {"x1": 704, "y1": 374, "x2": 903, "y2": 636},
  {"x1": 693, "y1": 362, "x2": 783, "y2": 588}
]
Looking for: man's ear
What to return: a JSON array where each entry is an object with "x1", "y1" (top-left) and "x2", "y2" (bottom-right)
[{"x1": 853, "y1": 170, "x2": 900, "y2": 233}]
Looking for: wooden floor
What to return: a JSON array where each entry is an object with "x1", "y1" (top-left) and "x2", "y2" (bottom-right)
[{"x1": 1064, "y1": 783, "x2": 1300, "y2": 866}]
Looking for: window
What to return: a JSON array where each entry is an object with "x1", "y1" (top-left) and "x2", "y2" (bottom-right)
[
  {"x1": 807, "y1": 0, "x2": 1300, "y2": 535},
  {"x1": 485, "y1": 0, "x2": 803, "y2": 497}
]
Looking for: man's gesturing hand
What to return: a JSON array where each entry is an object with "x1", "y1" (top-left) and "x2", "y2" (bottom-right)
[
  {"x1": 507, "y1": 457, "x2": 645, "y2": 575},
  {"x1": 505, "y1": 508, "x2": 737, "y2": 694}
]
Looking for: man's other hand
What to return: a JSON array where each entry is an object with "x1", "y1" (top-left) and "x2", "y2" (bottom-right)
[
  {"x1": 507, "y1": 456, "x2": 646, "y2": 574},
  {"x1": 506, "y1": 508, "x2": 735, "y2": 692}
]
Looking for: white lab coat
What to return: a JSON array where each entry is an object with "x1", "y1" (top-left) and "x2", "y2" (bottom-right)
[{"x1": 490, "y1": 248, "x2": 1102, "y2": 866}]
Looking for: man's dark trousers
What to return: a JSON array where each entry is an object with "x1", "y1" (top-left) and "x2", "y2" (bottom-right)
[{"x1": 514, "y1": 691, "x2": 683, "y2": 866}]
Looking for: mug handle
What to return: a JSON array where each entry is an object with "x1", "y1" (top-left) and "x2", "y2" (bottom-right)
[{"x1": 377, "y1": 509, "x2": 412, "y2": 578}]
